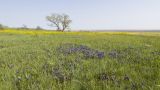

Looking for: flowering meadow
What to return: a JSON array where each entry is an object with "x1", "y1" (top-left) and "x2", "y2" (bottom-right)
[{"x1": 0, "y1": 29, "x2": 160, "y2": 90}]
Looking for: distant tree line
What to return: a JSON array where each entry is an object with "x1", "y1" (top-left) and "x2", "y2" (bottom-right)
[
  {"x1": 16, "y1": 25, "x2": 43, "y2": 30},
  {"x1": 0, "y1": 13, "x2": 72, "y2": 31}
]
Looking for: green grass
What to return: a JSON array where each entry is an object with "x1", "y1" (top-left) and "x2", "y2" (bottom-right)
[{"x1": 0, "y1": 31, "x2": 160, "y2": 90}]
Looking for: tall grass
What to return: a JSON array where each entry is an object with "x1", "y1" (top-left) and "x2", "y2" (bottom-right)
[{"x1": 0, "y1": 29, "x2": 159, "y2": 90}]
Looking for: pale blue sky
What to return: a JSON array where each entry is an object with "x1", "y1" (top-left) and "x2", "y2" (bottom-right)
[{"x1": 0, "y1": 0, "x2": 160, "y2": 30}]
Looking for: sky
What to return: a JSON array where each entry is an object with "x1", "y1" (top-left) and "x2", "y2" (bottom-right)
[{"x1": 0, "y1": 0, "x2": 160, "y2": 30}]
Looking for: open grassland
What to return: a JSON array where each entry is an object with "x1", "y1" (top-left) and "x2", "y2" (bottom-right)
[{"x1": 0, "y1": 29, "x2": 160, "y2": 90}]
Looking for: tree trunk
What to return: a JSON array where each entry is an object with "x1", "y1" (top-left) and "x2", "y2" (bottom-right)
[{"x1": 56, "y1": 26, "x2": 61, "y2": 31}]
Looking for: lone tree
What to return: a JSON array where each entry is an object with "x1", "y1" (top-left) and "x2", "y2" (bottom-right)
[{"x1": 46, "y1": 13, "x2": 72, "y2": 31}]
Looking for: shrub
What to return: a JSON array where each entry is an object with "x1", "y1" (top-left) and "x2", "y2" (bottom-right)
[
  {"x1": 0, "y1": 24, "x2": 4, "y2": 30},
  {"x1": 35, "y1": 26, "x2": 43, "y2": 30}
]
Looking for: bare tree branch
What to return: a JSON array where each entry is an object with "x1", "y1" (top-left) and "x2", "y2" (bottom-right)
[{"x1": 61, "y1": 14, "x2": 72, "y2": 31}]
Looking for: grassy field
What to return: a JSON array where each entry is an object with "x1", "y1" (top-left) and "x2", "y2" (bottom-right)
[{"x1": 0, "y1": 29, "x2": 160, "y2": 90}]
